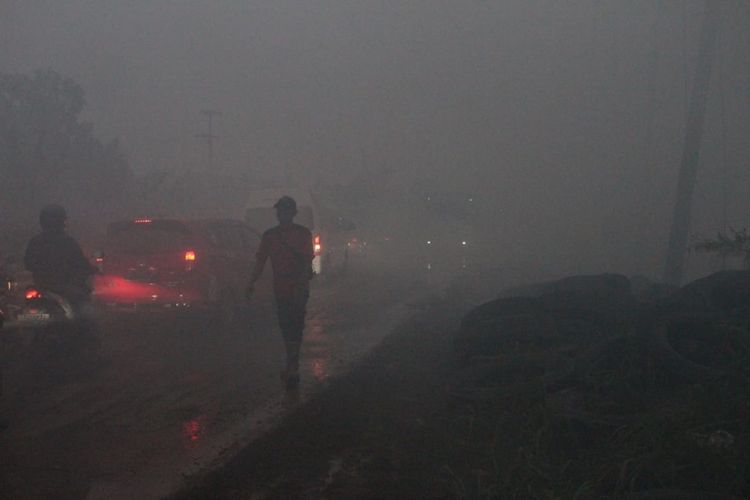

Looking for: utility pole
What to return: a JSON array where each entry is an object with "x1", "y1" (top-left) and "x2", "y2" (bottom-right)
[
  {"x1": 196, "y1": 109, "x2": 221, "y2": 170},
  {"x1": 663, "y1": 1, "x2": 723, "y2": 285}
]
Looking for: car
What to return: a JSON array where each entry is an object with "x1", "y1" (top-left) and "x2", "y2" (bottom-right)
[{"x1": 93, "y1": 217, "x2": 270, "y2": 323}]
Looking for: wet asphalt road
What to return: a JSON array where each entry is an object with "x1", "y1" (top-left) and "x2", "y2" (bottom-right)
[{"x1": 0, "y1": 268, "x2": 418, "y2": 499}]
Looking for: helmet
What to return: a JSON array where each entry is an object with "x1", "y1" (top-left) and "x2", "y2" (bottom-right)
[
  {"x1": 39, "y1": 204, "x2": 67, "y2": 231},
  {"x1": 273, "y1": 195, "x2": 297, "y2": 212}
]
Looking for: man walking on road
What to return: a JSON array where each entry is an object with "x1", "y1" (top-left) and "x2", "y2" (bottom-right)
[{"x1": 246, "y1": 196, "x2": 314, "y2": 389}]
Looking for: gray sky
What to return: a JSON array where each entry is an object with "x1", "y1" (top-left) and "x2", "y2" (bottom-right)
[{"x1": 2, "y1": 1, "x2": 749, "y2": 278}]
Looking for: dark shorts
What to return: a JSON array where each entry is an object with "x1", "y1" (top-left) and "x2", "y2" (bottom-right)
[{"x1": 275, "y1": 289, "x2": 310, "y2": 342}]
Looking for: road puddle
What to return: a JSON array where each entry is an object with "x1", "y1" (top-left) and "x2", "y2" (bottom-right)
[
  {"x1": 304, "y1": 316, "x2": 332, "y2": 381},
  {"x1": 1, "y1": 275, "x2": 416, "y2": 499},
  {"x1": 182, "y1": 415, "x2": 207, "y2": 447}
]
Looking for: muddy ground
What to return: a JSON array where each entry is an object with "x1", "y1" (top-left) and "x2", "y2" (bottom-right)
[
  {"x1": 177, "y1": 271, "x2": 750, "y2": 500},
  {"x1": 0, "y1": 266, "x2": 422, "y2": 499},
  {"x1": 177, "y1": 294, "x2": 468, "y2": 499}
]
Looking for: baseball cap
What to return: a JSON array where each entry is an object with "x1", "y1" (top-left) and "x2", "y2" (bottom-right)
[{"x1": 274, "y1": 195, "x2": 297, "y2": 211}]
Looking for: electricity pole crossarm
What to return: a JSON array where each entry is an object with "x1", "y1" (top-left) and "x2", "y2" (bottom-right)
[{"x1": 196, "y1": 109, "x2": 222, "y2": 170}]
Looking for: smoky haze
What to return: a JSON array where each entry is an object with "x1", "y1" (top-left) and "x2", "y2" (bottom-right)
[{"x1": 2, "y1": 1, "x2": 750, "y2": 283}]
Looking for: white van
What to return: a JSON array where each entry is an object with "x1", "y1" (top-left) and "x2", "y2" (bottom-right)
[{"x1": 244, "y1": 189, "x2": 353, "y2": 276}]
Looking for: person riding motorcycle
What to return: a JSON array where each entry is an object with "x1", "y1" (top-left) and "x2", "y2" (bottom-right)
[{"x1": 23, "y1": 204, "x2": 97, "y2": 310}]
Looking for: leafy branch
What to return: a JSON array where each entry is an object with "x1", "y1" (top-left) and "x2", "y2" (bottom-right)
[{"x1": 693, "y1": 227, "x2": 750, "y2": 267}]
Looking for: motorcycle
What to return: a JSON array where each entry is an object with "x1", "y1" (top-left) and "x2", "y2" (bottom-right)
[
  {"x1": 1, "y1": 262, "x2": 100, "y2": 387},
  {"x1": 15, "y1": 282, "x2": 100, "y2": 379},
  {"x1": 16, "y1": 286, "x2": 78, "y2": 328}
]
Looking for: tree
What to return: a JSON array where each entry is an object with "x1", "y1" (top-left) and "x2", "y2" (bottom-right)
[
  {"x1": 0, "y1": 70, "x2": 132, "y2": 251},
  {"x1": 694, "y1": 228, "x2": 750, "y2": 268}
]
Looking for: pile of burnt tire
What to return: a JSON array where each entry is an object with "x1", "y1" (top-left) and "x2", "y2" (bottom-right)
[{"x1": 447, "y1": 271, "x2": 750, "y2": 499}]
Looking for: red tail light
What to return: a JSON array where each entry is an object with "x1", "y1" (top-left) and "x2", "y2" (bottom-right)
[
  {"x1": 25, "y1": 288, "x2": 42, "y2": 300},
  {"x1": 92, "y1": 251, "x2": 105, "y2": 271},
  {"x1": 184, "y1": 250, "x2": 197, "y2": 271},
  {"x1": 313, "y1": 235, "x2": 322, "y2": 255}
]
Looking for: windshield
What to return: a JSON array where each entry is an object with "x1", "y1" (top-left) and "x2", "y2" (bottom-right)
[{"x1": 106, "y1": 221, "x2": 191, "y2": 255}]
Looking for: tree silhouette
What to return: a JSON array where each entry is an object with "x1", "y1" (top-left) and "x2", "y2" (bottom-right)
[
  {"x1": 694, "y1": 228, "x2": 750, "y2": 268},
  {"x1": 0, "y1": 70, "x2": 132, "y2": 249}
]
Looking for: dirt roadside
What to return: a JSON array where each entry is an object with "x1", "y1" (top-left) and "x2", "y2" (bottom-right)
[
  {"x1": 176, "y1": 293, "x2": 466, "y2": 499},
  {"x1": 175, "y1": 270, "x2": 750, "y2": 500}
]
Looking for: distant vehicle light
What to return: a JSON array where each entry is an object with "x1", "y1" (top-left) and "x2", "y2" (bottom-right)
[
  {"x1": 462, "y1": 241, "x2": 467, "y2": 246},
  {"x1": 133, "y1": 218, "x2": 153, "y2": 224},
  {"x1": 427, "y1": 240, "x2": 432, "y2": 245},
  {"x1": 314, "y1": 235, "x2": 322, "y2": 255},
  {"x1": 25, "y1": 288, "x2": 42, "y2": 300}
]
